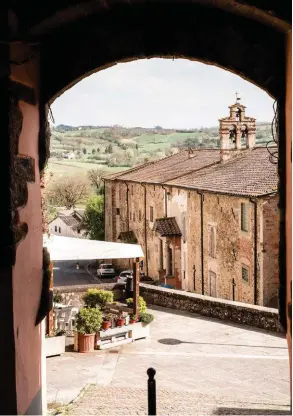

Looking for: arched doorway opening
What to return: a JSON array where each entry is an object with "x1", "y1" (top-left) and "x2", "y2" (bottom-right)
[{"x1": 3, "y1": 2, "x2": 291, "y2": 414}]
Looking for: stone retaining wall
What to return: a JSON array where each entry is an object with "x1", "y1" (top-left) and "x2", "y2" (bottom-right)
[
  {"x1": 53, "y1": 283, "x2": 284, "y2": 333},
  {"x1": 53, "y1": 283, "x2": 124, "y2": 307},
  {"x1": 140, "y1": 284, "x2": 284, "y2": 333}
]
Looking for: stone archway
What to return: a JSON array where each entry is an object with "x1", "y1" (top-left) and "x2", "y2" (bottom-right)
[{"x1": 2, "y1": 1, "x2": 291, "y2": 414}]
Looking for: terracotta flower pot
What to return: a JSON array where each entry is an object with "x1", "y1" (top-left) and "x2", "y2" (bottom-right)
[
  {"x1": 102, "y1": 321, "x2": 111, "y2": 331},
  {"x1": 78, "y1": 333, "x2": 95, "y2": 353},
  {"x1": 130, "y1": 319, "x2": 136, "y2": 324},
  {"x1": 116, "y1": 318, "x2": 125, "y2": 327}
]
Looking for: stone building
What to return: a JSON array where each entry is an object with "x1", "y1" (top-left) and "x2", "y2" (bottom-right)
[{"x1": 104, "y1": 100, "x2": 279, "y2": 307}]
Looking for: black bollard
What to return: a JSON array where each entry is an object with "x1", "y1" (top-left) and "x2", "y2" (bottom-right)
[{"x1": 147, "y1": 367, "x2": 156, "y2": 415}]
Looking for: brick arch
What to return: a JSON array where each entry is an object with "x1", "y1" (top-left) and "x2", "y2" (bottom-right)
[{"x1": 41, "y1": 2, "x2": 286, "y2": 103}]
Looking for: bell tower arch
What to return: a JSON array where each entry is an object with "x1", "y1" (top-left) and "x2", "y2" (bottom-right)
[{"x1": 219, "y1": 94, "x2": 256, "y2": 161}]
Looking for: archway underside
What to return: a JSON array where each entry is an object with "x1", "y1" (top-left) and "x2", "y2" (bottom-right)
[{"x1": 40, "y1": 3, "x2": 286, "y2": 103}]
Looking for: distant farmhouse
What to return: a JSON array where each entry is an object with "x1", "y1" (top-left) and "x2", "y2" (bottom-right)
[
  {"x1": 49, "y1": 209, "x2": 86, "y2": 238},
  {"x1": 104, "y1": 98, "x2": 279, "y2": 308}
]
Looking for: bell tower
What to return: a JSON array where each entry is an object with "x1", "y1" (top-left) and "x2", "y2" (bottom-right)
[{"x1": 219, "y1": 93, "x2": 256, "y2": 161}]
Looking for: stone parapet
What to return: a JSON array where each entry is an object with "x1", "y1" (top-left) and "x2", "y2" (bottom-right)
[{"x1": 140, "y1": 284, "x2": 283, "y2": 333}]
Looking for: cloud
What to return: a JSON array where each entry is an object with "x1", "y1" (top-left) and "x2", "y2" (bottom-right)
[{"x1": 51, "y1": 58, "x2": 274, "y2": 128}]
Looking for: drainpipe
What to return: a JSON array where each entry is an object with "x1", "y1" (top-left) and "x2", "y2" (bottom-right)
[
  {"x1": 141, "y1": 183, "x2": 149, "y2": 277},
  {"x1": 102, "y1": 179, "x2": 106, "y2": 241},
  {"x1": 197, "y1": 191, "x2": 205, "y2": 295},
  {"x1": 161, "y1": 185, "x2": 168, "y2": 217},
  {"x1": 250, "y1": 198, "x2": 258, "y2": 305}
]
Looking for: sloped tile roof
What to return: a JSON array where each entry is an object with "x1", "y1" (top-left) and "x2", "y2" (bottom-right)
[
  {"x1": 166, "y1": 147, "x2": 278, "y2": 197},
  {"x1": 105, "y1": 147, "x2": 278, "y2": 197},
  {"x1": 60, "y1": 215, "x2": 81, "y2": 229},
  {"x1": 118, "y1": 230, "x2": 138, "y2": 244},
  {"x1": 154, "y1": 217, "x2": 182, "y2": 236},
  {"x1": 106, "y1": 150, "x2": 220, "y2": 183}
]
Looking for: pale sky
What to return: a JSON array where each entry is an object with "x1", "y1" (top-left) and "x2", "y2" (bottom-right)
[{"x1": 51, "y1": 58, "x2": 274, "y2": 129}]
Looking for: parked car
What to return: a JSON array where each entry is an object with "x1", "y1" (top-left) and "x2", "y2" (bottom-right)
[
  {"x1": 97, "y1": 264, "x2": 115, "y2": 279},
  {"x1": 116, "y1": 270, "x2": 132, "y2": 284}
]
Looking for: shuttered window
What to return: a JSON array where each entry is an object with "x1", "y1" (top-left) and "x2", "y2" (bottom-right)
[
  {"x1": 241, "y1": 203, "x2": 249, "y2": 231},
  {"x1": 242, "y1": 266, "x2": 249, "y2": 283}
]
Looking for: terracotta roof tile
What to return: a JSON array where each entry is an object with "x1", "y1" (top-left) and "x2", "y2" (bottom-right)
[
  {"x1": 111, "y1": 150, "x2": 220, "y2": 183},
  {"x1": 154, "y1": 217, "x2": 182, "y2": 236},
  {"x1": 118, "y1": 230, "x2": 138, "y2": 243},
  {"x1": 166, "y1": 147, "x2": 278, "y2": 196}
]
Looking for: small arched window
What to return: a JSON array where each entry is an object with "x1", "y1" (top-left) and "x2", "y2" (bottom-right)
[{"x1": 209, "y1": 227, "x2": 216, "y2": 258}]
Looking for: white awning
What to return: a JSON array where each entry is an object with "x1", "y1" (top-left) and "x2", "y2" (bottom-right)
[{"x1": 43, "y1": 234, "x2": 144, "y2": 261}]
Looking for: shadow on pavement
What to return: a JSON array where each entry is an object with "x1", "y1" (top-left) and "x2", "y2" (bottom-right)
[{"x1": 158, "y1": 338, "x2": 287, "y2": 349}]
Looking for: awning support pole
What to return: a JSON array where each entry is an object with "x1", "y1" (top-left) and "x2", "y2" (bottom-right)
[{"x1": 133, "y1": 257, "x2": 140, "y2": 317}]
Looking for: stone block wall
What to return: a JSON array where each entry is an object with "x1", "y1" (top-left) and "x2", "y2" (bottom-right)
[
  {"x1": 53, "y1": 283, "x2": 124, "y2": 307},
  {"x1": 140, "y1": 284, "x2": 283, "y2": 333},
  {"x1": 263, "y1": 195, "x2": 280, "y2": 307}
]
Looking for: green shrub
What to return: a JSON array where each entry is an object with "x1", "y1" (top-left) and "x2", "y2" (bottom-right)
[
  {"x1": 126, "y1": 296, "x2": 147, "y2": 313},
  {"x1": 53, "y1": 292, "x2": 62, "y2": 304},
  {"x1": 75, "y1": 308, "x2": 103, "y2": 334},
  {"x1": 83, "y1": 289, "x2": 114, "y2": 309},
  {"x1": 140, "y1": 312, "x2": 154, "y2": 325}
]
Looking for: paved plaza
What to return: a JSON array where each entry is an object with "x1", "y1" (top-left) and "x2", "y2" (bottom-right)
[{"x1": 47, "y1": 306, "x2": 291, "y2": 415}]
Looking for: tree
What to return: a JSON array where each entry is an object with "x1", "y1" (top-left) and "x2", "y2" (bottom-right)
[
  {"x1": 92, "y1": 148, "x2": 96, "y2": 154},
  {"x1": 81, "y1": 195, "x2": 104, "y2": 240},
  {"x1": 97, "y1": 148, "x2": 100, "y2": 153},
  {"x1": 47, "y1": 175, "x2": 90, "y2": 209},
  {"x1": 87, "y1": 168, "x2": 106, "y2": 194},
  {"x1": 83, "y1": 148, "x2": 87, "y2": 154}
]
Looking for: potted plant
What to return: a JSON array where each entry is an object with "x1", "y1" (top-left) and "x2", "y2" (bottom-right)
[
  {"x1": 126, "y1": 296, "x2": 147, "y2": 313},
  {"x1": 116, "y1": 312, "x2": 125, "y2": 327},
  {"x1": 45, "y1": 329, "x2": 66, "y2": 357},
  {"x1": 129, "y1": 314, "x2": 138, "y2": 324},
  {"x1": 75, "y1": 307, "x2": 103, "y2": 353},
  {"x1": 139, "y1": 312, "x2": 154, "y2": 325},
  {"x1": 130, "y1": 313, "x2": 154, "y2": 341},
  {"x1": 102, "y1": 314, "x2": 112, "y2": 331}
]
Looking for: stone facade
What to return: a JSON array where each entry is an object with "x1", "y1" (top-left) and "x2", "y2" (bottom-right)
[
  {"x1": 105, "y1": 180, "x2": 279, "y2": 306},
  {"x1": 104, "y1": 101, "x2": 280, "y2": 307}
]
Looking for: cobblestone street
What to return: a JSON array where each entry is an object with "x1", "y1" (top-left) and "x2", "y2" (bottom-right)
[{"x1": 47, "y1": 306, "x2": 291, "y2": 415}]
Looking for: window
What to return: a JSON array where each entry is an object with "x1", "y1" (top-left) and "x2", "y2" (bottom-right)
[
  {"x1": 58, "y1": 227, "x2": 61, "y2": 233},
  {"x1": 129, "y1": 211, "x2": 132, "y2": 221},
  {"x1": 133, "y1": 212, "x2": 136, "y2": 222},
  {"x1": 131, "y1": 185, "x2": 134, "y2": 196},
  {"x1": 139, "y1": 210, "x2": 142, "y2": 222},
  {"x1": 147, "y1": 249, "x2": 150, "y2": 260},
  {"x1": 116, "y1": 208, "x2": 120, "y2": 215},
  {"x1": 54, "y1": 226, "x2": 57, "y2": 232},
  {"x1": 208, "y1": 226, "x2": 216, "y2": 258},
  {"x1": 77, "y1": 229, "x2": 80, "y2": 234},
  {"x1": 242, "y1": 265, "x2": 249, "y2": 283},
  {"x1": 150, "y1": 206, "x2": 154, "y2": 222},
  {"x1": 241, "y1": 203, "x2": 249, "y2": 232}
]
